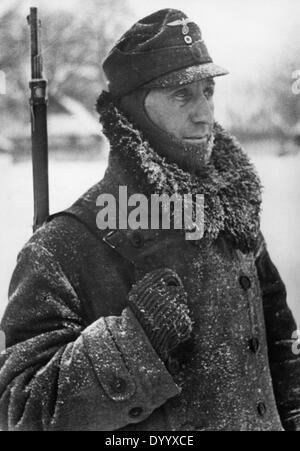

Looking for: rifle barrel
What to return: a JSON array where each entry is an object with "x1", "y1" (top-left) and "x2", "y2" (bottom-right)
[{"x1": 28, "y1": 7, "x2": 49, "y2": 232}]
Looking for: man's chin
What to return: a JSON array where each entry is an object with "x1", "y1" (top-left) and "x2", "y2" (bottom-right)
[{"x1": 183, "y1": 140, "x2": 213, "y2": 175}]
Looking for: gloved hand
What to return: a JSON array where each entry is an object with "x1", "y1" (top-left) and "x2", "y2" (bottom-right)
[{"x1": 128, "y1": 268, "x2": 194, "y2": 372}]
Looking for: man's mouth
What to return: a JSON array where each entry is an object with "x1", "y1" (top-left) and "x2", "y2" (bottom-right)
[{"x1": 183, "y1": 135, "x2": 210, "y2": 144}]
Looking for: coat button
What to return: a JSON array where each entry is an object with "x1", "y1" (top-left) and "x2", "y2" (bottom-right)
[
  {"x1": 239, "y1": 275, "x2": 251, "y2": 290},
  {"x1": 109, "y1": 376, "x2": 127, "y2": 395},
  {"x1": 130, "y1": 231, "x2": 144, "y2": 248},
  {"x1": 166, "y1": 277, "x2": 181, "y2": 287},
  {"x1": 129, "y1": 407, "x2": 143, "y2": 418},
  {"x1": 249, "y1": 337, "x2": 260, "y2": 353},
  {"x1": 257, "y1": 402, "x2": 267, "y2": 417}
]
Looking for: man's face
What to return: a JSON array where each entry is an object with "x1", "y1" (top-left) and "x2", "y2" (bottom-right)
[{"x1": 144, "y1": 78, "x2": 215, "y2": 143}]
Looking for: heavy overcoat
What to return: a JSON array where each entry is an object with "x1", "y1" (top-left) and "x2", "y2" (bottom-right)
[{"x1": 0, "y1": 94, "x2": 299, "y2": 431}]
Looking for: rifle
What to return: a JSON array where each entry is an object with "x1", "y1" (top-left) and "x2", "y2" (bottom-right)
[{"x1": 27, "y1": 7, "x2": 49, "y2": 232}]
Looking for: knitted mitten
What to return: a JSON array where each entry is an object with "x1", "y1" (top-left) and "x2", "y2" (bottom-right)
[{"x1": 128, "y1": 268, "x2": 193, "y2": 368}]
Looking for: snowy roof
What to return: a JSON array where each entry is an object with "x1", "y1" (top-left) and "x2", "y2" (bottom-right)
[
  {"x1": 4, "y1": 96, "x2": 102, "y2": 139},
  {"x1": 47, "y1": 96, "x2": 101, "y2": 137}
]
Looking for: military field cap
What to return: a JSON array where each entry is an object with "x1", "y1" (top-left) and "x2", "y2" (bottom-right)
[{"x1": 102, "y1": 8, "x2": 228, "y2": 98}]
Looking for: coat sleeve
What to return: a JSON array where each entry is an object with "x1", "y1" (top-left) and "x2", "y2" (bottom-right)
[
  {"x1": 0, "y1": 240, "x2": 180, "y2": 431},
  {"x1": 255, "y1": 233, "x2": 300, "y2": 431}
]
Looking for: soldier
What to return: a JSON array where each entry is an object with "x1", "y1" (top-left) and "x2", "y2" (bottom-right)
[{"x1": 0, "y1": 9, "x2": 299, "y2": 431}]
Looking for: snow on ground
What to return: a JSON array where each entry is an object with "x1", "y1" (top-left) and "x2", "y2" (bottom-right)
[{"x1": 0, "y1": 146, "x2": 300, "y2": 328}]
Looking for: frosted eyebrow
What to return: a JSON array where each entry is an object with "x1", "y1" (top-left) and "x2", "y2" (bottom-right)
[
  {"x1": 163, "y1": 78, "x2": 216, "y2": 98},
  {"x1": 168, "y1": 86, "x2": 190, "y2": 95},
  {"x1": 165, "y1": 84, "x2": 188, "y2": 93}
]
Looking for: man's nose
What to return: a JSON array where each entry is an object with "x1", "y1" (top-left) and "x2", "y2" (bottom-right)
[{"x1": 190, "y1": 95, "x2": 214, "y2": 125}]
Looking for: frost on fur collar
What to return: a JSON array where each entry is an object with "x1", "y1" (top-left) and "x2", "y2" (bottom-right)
[{"x1": 96, "y1": 91, "x2": 262, "y2": 252}]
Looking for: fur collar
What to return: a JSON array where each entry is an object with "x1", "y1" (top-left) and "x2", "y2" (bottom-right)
[{"x1": 96, "y1": 91, "x2": 262, "y2": 252}]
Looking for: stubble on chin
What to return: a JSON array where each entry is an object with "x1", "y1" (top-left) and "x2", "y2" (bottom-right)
[{"x1": 184, "y1": 134, "x2": 214, "y2": 175}]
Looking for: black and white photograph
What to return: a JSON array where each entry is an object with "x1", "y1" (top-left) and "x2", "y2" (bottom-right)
[{"x1": 0, "y1": 0, "x2": 300, "y2": 433}]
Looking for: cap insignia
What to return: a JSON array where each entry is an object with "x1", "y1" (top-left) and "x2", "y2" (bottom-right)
[
  {"x1": 167, "y1": 17, "x2": 203, "y2": 45},
  {"x1": 167, "y1": 18, "x2": 193, "y2": 35}
]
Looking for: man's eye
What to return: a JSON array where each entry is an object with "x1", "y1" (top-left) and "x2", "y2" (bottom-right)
[
  {"x1": 204, "y1": 87, "x2": 214, "y2": 99},
  {"x1": 173, "y1": 89, "x2": 190, "y2": 101}
]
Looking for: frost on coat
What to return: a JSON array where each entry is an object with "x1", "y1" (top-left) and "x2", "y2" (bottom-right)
[
  {"x1": 0, "y1": 234, "x2": 179, "y2": 431},
  {"x1": 0, "y1": 96, "x2": 299, "y2": 431}
]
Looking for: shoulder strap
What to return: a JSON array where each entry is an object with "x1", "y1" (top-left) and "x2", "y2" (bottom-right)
[{"x1": 46, "y1": 211, "x2": 106, "y2": 243}]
